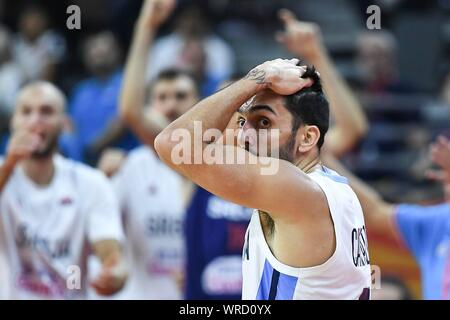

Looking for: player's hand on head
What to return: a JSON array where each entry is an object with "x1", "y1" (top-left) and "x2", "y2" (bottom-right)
[
  {"x1": 276, "y1": 9, "x2": 323, "y2": 62},
  {"x1": 139, "y1": 0, "x2": 176, "y2": 30},
  {"x1": 91, "y1": 253, "x2": 128, "y2": 296},
  {"x1": 5, "y1": 129, "x2": 42, "y2": 165},
  {"x1": 249, "y1": 58, "x2": 313, "y2": 95},
  {"x1": 97, "y1": 148, "x2": 126, "y2": 178}
]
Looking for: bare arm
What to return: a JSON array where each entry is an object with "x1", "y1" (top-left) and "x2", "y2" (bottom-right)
[
  {"x1": 88, "y1": 119, "x2": 127, "y2": 155},
  {"x1": 91, "y1": 239, "x2": 128, "y2": 296},
  {"x1": 119, "y1": 0, "x2": 175, "y2": 148},
  {"x1": 155, "y1": 59, "x2": 327, "y2": 222},
  {"x1": 278, "y1": 9, "x2": 368, "y2": 157}
]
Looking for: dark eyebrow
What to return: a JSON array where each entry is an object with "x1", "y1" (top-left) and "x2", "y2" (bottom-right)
[{"x1": 239, "y1": 104, "x2": 277, "y2": 116}]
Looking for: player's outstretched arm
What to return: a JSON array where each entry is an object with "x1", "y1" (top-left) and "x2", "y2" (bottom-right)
[
  {"x1": 278, "y1": 9, "x2": 368, "y2": 157},
  {"x1": 155, "y1": 59, "x2": 327, "y2": 222},
  {"x1": 119, "y1": 0, "x2": 175, "y2": 148}
]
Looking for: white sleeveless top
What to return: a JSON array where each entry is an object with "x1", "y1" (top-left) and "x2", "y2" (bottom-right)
[
  {"x1": 242, "y1": 166, "x2": 372, "y2": 300},
  {"x1": 110, "y1": 146, "x2": 186, "y2": 299}
]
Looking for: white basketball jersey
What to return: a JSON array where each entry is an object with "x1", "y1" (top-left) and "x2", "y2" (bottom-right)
[
  {"x1": 0, "y1": 155, "x2": 124, "y2": 299},
  {"x1": 111, "y1": 146, "x2": 186, "y2": 299},
  {"x1": 242, "y1": 166, "x2": 371, "y2": 300}
]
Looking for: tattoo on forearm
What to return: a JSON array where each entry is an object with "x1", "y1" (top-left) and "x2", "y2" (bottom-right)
[{"x1": 244, "y1": 68, "x2": 268, "y2": 85}]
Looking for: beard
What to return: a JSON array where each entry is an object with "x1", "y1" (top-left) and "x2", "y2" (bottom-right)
[
  {"x1": 245, "y1": 135, "x2": 296, "y2": 163},
  {"x1": 278, "y1": 135, "x2": 296, "y2": 163},
  {"x1": 31, "y1": 134, "x2": 58, "y2": 159}
]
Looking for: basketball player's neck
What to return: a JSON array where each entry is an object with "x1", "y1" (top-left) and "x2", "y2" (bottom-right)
[
  {"x1": 295, "y1": 150, "x2": 322, "y2": 174},
  {"x1": 22, "y1": 155, "x2": 55, "y2": 186}
]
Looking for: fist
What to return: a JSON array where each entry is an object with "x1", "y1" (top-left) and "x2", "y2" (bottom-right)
[
  {"x1": 6, "y1": 130, "x2": 42, "y2": 165},
  {"x1": 276, "y1": 9, "x2": 324, "y2": 62},
  {"x1": 91, "y1": 253, "x2": 128, "y2": 296},
  {"x1": 248, "y1": 58, "x2": 313, "y2": 95}
]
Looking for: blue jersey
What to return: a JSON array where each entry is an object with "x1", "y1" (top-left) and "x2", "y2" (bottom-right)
[
  {"x1": 185, "y1": 187, "x2": 252, "y2": 300},
  {"x1": 395, "y1": 203, "x2": 450, "y2": 299}
]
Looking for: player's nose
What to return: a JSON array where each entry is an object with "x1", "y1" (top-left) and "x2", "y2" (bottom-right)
[
  {"x1": 238, "y1": 128, "x2": 257, "y2": 150},
  {"x1": 25, "y1": 112, "x2": 44, "y2": 129}
]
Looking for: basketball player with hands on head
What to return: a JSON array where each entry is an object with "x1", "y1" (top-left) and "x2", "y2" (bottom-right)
[{"x1": 155, "y1": 54, "x2": 372, "y2": 299}]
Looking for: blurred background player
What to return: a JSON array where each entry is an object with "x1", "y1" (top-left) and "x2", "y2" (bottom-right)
[
  {"x1": 13, "y1": 5, "x2": 66, "y2": 83},
  {"x1": 323, "y1": 136, "x2": 450, "y2": 300},
  {"x1": 97, "y1": 0, "x2": 197, "y2": 299},
  {"x1": 147, "y1": 4, "x2": 234, "y2": 97},
  {"x1": 0, "y1": 81, "x2": 127, "y2": 299},
  {"x1": 63, "y1": 31, "x2": 140, "y2": 164}
]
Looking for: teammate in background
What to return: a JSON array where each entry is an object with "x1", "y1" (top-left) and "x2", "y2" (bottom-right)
[
  {"x1": 323, "y1": 136, "x2": 450, "y2": 300},
  {"x1": 184, "y1": 10, "x2": 370, "y2": 300},
  {"x1": 98, "y1": 0, "x2": 197, "y2": 299},
  {"x1": 0, "y1": 82, "x2": 127, "y2": 299}
]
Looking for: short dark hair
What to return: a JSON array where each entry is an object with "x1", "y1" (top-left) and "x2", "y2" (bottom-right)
[
  {"x1": 151, "y1": 68, "x2": 199, "y2": 95},
  {"x1": 284, "y1": 65, "x2": 329, "y2": 149}
]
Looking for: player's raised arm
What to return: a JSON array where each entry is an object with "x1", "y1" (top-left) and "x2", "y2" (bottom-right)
[
  {"x1": 278, "y1": 9, "x2": 368, "y2": 157},
  {"x1": 119, "y1": 0, "x2": 176, "y2": 148},
  {"x1": 155, "y1": 59, "x2": 328, "y2": 222}
]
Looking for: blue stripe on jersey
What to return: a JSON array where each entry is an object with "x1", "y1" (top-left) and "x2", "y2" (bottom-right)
[
  {"x1": 275, "y1": 271, "x2": 298, "y2": 300},
  {"x1": 256, "y1": 260, "x2": 298, "y2": 300},
  {"x1": 256, "y1": 260, "x2": 274, "y2": 300},
  {"x1": 319, "y1": 171, "x2": 348, "y2": 184}
]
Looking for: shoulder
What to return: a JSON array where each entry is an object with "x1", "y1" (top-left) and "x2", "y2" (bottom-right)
[
  {"x1": 116, "y1": 146, "x2": 158, "y2": 179},
  {"x1": 56, "y1": 155, "x2": 109, "y2": 187},
  {"x1": 310, "y1": 166, "x2": 349, "y2": 185},
  {"x1": 308, "y1": 166, "x2": 354, "y2": 201}
]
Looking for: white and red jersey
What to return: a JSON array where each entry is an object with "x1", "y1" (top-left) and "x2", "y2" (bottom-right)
[
  {"x1": 111, "y1": 146, "x2": 186, "y2": 299},
  {"x1": 242, "y1": 166, "x2": 372, "y2": 300},
  {"x1": 0, "y1": 155, "x2": 124, "y2": 299}
]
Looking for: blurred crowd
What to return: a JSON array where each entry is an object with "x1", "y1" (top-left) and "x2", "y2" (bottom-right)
[{"x1": 0, "y1": 0, "x2": 449, "y2": 300}]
